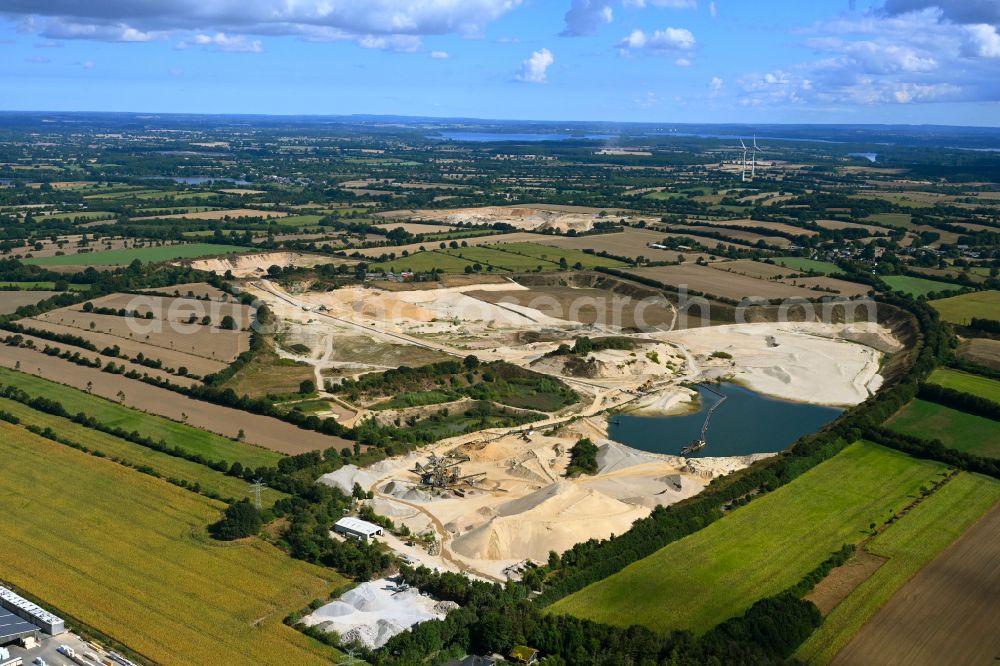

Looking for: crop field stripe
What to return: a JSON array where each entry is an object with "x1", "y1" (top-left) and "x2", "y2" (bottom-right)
[
  {"x1": 0, "y1": 367, "x2": 282, "y2": 468},
  {"x1": 927, "y1": 367, "x2": 1000, "y2": 403},
  {"x1": 830, "y1": 496, "x2": 1000, "y2": 665},
  {"x1": 930, "y1": 289, "x2": 1000, "y2": 324},
  {"x1": 794, "y1": 471, "x2": 1000, "y2": 665},
  {"x1": 0, "y1": 396, "x2": 285, "y2": 506},
  {"x1": 772, "y1": 256, "x2": 841, "y2": 275},
  {"x1": 22, "y1": 243, "x2": 253, "y2": 266},
  {"x1": 886, "y1": 399, "x2": 1000, "y2": 459},
  {"x1": 0, "y1": 423, "x2": 343, "y2": 665},
  {"x1": 548, "y1": 441, "x2": 946, "y2": 634},
  {"x1": 881, "y1": 275, "x2": 960, "y2": 298}
]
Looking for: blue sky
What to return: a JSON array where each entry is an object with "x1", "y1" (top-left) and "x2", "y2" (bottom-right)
[{"x1": 1, "y1": 1, "x2": 999, "y2": 124}]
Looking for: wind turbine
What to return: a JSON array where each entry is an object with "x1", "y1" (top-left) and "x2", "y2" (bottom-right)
[
  {"x1": 739, "y1": 138, "x2": 748, "y2": 182},
  {"x1": 751, "y1": 135, "x2": 760, "y2": 180}
]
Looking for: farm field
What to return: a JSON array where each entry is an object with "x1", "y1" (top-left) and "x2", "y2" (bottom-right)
[
  {"x1": 778, "y1": 275, "x2": 872, "y2": 297},
  {"x1": 371, "y1": 250, "x2": 478, "y2": 273},
  {"x1": 628, "y1": 263, "x2": 830, "y2": 301},
  {"x1": 0, "y1": 357, "x2": 348, "y2": 456},
  {"x1": 710, "y1": 259, "x2": 803, "y2": 280},
  {"x1": 22, "y1": 243, "x2": 252, "y2": 266},
  {"x1": 886, "y1": 399, "x2": 1000, "y2": 458},
  {"x1": 669, "y1": 223, "x2": 795, "y2": 247},
  {"x1": 131, "y1": 208, "x2": 287, "y2": 221},
  {"x1": 863, "y1": 213, "x2": 914, "y2": 229},
  {"x1": 0, "y1": 396, "x2": 285, "y2": 506},
  {"x1": 140, "y1": 281, "x2": 229, "y2": 300},
  {"x1": 0, "y1": 367, "x2": 281, "y2": 467},
  {"x1": 493, "y1": 242, "x2": 627, "y2": 269},
  {"x1": 772, "y1": 256, "x2": 842, "y2": 275},
  {"x1": 957, "y1": 337, "x2": 1000, "y2": 370},
  {"x1": 549, "y1": 442, "x2": 944, "y2": 634},
  {"x1": 881, "y1": 275, "x2": 959, "y2": 297},
  {"x1": 273, "y1": 214, "x2": 325, "y2": 227},
  {"x1": 533, "y1": 228, "x2": 687, "y2": 262},
  {"x1": 221, "y1": 346, "x2": 317, "y2": 399},
  {"x1": 0, "y1": 290, "x2": 56, "y2": 314},
  {"x1": 683, "y1": 217, "x2": 816, "y2": 236},
  {"x1": 831, "y1": 498, "x2": 1000, "y2": 666},
  {"x1": 814, "y1": 219, "x2": 892, "y2": 234},
  {"x1": 443, "y1": 245, "x2": 549, "y2": 271},
  {"x1": 373, "y1": 222, "x2": 456, "y2": 234},
  {"x1": 0, "y1": 423, "x2": 343, "y2": 665},
  {"x1": 795, "y1": 472, "x2": 1000, "y2": 665},
  {"x1": 349, "y1": 231, "x2": 542, "y2": 258},
  {"x1": 931, "y1": 290, "x2": 1000, "y2": 324},
  {"x1": 0, "y1": 281, "x2": 91, "y2": 291},
  {"x1": 927, "y1": 367, "x2": 1000, "y2": 403}
]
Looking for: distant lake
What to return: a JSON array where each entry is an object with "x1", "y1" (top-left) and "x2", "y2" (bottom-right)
[
  {"x1": 608, "y1": 383, "x2": 842, "y2": 458},
  {"x1": 432, "y1": 132, "x2": 613, "y2": 142},
  {"x1": 848, "y1": 152, "x2": 878, "y2": 162}
]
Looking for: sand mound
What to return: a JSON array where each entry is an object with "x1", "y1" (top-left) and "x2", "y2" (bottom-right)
[
  {"x1": 318, "y1": 464, "x2": 380, "y2": 495},
  {"x1": 411, "y1": 206, "x2": 604, "y2": 233},
  {"x1": 304, "y1": 580, "x2": 449, "y2": 649},
  {"x1": 596, "y1": 440, "x2": 661, "y2": 474},
  {"x1": 451, "y1": 481, "x2": 646, "y2": 561}
]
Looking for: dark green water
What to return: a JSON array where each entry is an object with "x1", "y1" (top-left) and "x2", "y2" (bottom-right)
[{"x1": 608, "y1": 383, "x2": 842, "y2": 458}]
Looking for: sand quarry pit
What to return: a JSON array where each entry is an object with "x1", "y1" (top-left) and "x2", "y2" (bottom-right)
[
  {"x1": 185, "y1": 251, "x2": 348, "y2": 277},
  {"x1": 389, "y1": 205, "x2": 624, "y2": 234},
  {"x1": 334, "y1": 426, "x2": 770, "y2": 580}
]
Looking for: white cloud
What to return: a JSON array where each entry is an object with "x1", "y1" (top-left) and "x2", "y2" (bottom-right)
[
  {"x1": 358, "y1": 34, "x2": 421, "y2": 52},
  {"x1": 561, "y1": 0, "x2": 613, "y2": 37},
  {"x1": 5, "y1": 1, "x2": 524, "y2": 49},
  {"x1": 516, "y1": 48, "x2": 554, "y2": 83},
  {"x1": 79, "y1": 59, "x2": 94, "y2": 69},
  {"x1": 177, "y1": 32, "x2": 262, "y2": 53},
  {"x1": 24, "y1": 55, "x2": 50, "y2": 64},
  {"x1": 617, "y1": 27, "x2": 695, "y2": 54},
  {"x1": 709, "y1": 76, "x2": 723, "y2": 91},
  {"x1": 675, "y1": 57, "x2": 691, "y2": 66},
  {"x1": 709, "y1": 1, "x2": 717, "y2": 18},
  {"x1": 963, "y1": 24, "x2": 1000, "y2": 58},
  {"x1": 623, "y1": 0, "x2": 697, "y2": 8},
  {"x1": 430, "y1": 50, "x2": 450, "y2": 59}
]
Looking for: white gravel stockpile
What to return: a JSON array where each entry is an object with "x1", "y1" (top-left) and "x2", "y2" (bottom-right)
[{"x1": 303, "y1": 580, "x2": 456, "y2": 649}]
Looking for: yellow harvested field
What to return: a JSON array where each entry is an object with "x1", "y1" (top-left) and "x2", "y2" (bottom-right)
[
  {"x1": 0, "y1": 423, "x2": 343, "y2": 665},
  {"x1": 711, "y1": 259, "x2": 803, "y2": 280},
  {"x1": 532, "y1": 228, "x2": 688, "y2": 262},
  {"x1": 779, "y1": 275, "x2": 872, "y2": 297},
  {"x1": 629, "y1": 264, "x2": 834, "y2": 300},
  {"x1": 85, "y1": 292, "x2": 253, "y2": 324},
  {"x1": 132, "y1": 208, "x2": 288, "y2": 221},
  {"x1": 373, "y1": 222, "x2": 456, "y2": 234},
  {"x1": 139, "y1": 281, "x2": 230, "y2": 300}
]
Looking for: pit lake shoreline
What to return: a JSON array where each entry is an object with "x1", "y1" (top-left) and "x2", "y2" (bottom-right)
[{"x1": 608, "y1": 382, "x2": 843, "y2": 459}]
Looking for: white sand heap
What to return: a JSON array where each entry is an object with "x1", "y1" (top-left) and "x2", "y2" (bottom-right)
[
  {"x1": 451, "y1": 481, "x2": 647, "y2": 562},
  {"x1": 302, "y1": 579, "x2": 456, "y2": 649},
  {"x1": 318, "y1": 464, "x2": 380, "y2": 495}
]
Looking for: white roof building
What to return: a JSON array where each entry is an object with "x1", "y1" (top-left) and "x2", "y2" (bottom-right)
[{"x1": 334, "y1": 517, "x2": 384, "y2": 542}]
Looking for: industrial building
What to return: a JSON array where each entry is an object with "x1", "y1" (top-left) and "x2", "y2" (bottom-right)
[
  {"x1": 0, "y1": 606, "x2": 38, "y2": 648},
  {"x1": 0, "y1": 588, "x2": 64, "y2": 637},
  {"x1": 333, "y1": 517, "x2": 383, "y2": 542}
]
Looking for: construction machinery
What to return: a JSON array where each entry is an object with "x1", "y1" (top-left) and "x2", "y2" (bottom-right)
[{"x1": 412, "y1": 452, "x2": 484, "y2": 490}]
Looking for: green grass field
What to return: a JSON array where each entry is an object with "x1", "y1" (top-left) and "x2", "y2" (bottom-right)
[
  {"x1": 881, "y1": 275, "x2": 960, "y2": 297},
  {"x1": 22, "y1": 243, "x2": 251, "y2": 266},
  {"x1": 772, "y1": 256, "x2": 841, "y2": 275},
  {"x1": 273, "y1": 214, "x2": 325, "y2": 227},
  {"x1": 39, "y1": 210, "x2": 116, "y2": 223},
  {"x1": 863, "y1": 213, "x2": 913, "y2": 229},
  {"x1": 549, "y1": 442, "x2": 945, "y2": 634},
  {"x1": 886, "y1": 399, "x2": 1000, "y2": 458},
  {"x1": 0, "y1": 281, "x2": 90, "y2": 291},
  {"x1": 927, "y1": 367, "x2": 1000, "y2": 403},
  {"x1": 794, "y1": 471, "x2": 1000, "y2": 664},
  {"x1": 443, "y1": 245, "x2": 552, "y2": 271},
  {"x1": 371, "y1": 250, "x2": 479, "y2": 273},
  {"x1": 931, "y1": 290, "x2": 1000, "y2": 324},
  {"x1": 0, "y1": 396, "x2": 285, "y2": 506},
  {"x1": 498, "y1": 242, "x2": 627, "y2": 269},
  {"x1": 0, "y1": 423, "x2": 342, "y2": 665},
  {"x1": 0, "y1": 368, "x2": 281, "y2": 467}
]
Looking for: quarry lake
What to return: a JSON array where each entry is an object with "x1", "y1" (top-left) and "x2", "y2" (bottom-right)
[{"x1": 609, "y1": 383, "x2": 843, "y2": 458}]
